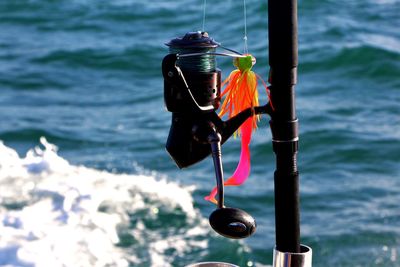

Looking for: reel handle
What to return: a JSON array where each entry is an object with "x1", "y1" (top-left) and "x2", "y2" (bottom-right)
[{"x1": 206, "y1": 126, "x2": 257, "y2": 239}]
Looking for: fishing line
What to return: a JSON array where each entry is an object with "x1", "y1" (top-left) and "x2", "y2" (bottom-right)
[
  {"x1": 243, "y1": 0, "x2": 248, "y2": 54},
  {"x1": 219, "y1": 45, "x2": 242, "y2": 55},
  {"x1": 202, "y1": 0, "x2": 207, "y2": 32},
  {"x1": 178, "y1": 52, "x2": 246, "y2": 59},
  {"x1": 170, "y1": 48, "x2": 246, "y2": 73},
  {"x1": 169, "y1": 40, "x2": 244, "y2": 73},
  {"x1": 170, "y1": 0, "x2": 250, "y2": 73},
  {"x1": 169, "y1": 46, "x2": 217, "y2": 73}
]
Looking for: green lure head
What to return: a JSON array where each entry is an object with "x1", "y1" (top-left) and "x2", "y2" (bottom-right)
[{"x1": 233, "y1": 54, "x2": 256, "y2": 72}]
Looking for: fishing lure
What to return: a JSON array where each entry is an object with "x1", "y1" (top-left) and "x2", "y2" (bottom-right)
[{"x1": 205, "y1": 54, "x2": 271, "y2": 204}]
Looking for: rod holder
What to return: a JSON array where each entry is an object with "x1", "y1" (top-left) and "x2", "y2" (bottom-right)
[{"x1": 273, "y1": 244, "x2": 312, "y2": 267}]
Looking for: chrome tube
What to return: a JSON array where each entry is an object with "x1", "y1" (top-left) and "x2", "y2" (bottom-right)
[
  {"x1": 273, "y1": 244, "x2": 312, "y2": 267},
  {"x1": 186, "y1": 262, "x2": 239, "y2": 267}
]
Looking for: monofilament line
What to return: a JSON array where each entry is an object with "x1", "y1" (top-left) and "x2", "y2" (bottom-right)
[
  {"x1": 243, "y1": 0, "x2": 248, "y2": 54},
  {"x1": 202, "y1": 0, "x2": 207, "y2": 32}
]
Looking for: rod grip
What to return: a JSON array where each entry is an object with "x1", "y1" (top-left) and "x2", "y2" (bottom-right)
[{"x1": 274, "y1": 171, "x2": 300, "y2": 253}]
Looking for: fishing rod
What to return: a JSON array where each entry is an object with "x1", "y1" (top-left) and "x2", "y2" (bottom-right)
[
  {"x1": 161, "y1": 0, "x2": 312, "y2": 265},
  {"x1": 268, "y1": 0, "x2": 312, "y2": 265}
]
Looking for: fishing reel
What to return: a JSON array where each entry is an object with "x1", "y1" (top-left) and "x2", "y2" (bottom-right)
[{"x1": 162, "y1": 32, "x2": 270, "y2": 239}]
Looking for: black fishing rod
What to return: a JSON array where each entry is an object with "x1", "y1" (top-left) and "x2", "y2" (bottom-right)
[
  {"x1": 268, "y1": 0, "x2": 300, "y2": 253},
  {"x1": 268, "y1": 0, "x2": 312, "y2": 265}
]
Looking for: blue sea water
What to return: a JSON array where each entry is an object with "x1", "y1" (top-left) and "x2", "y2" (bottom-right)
[{"x1": 0, "y1": 0, "x2": 399, "y2": 266}]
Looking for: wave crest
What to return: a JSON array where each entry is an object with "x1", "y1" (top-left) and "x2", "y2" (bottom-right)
[{"x1": 0, "y1": 138, "x2": 208, "y2": 267}]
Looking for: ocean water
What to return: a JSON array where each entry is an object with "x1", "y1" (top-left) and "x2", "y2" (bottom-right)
[{"x1": 0, "y1": 0, "x2": 399, "y2": 266}]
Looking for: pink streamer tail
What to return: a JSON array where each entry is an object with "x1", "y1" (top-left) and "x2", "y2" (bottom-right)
[{"x1": 204, "y1": 118, "x2": 253, "y2": 204}]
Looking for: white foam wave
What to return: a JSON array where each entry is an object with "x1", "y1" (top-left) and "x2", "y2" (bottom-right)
[{"x1": 0, "y1": 138, "x2": 209, "y2": 267}]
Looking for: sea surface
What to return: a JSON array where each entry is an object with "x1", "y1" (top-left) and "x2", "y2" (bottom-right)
[{"x1": 0, "y1": 0, "x2": 399, "y2": 266}]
